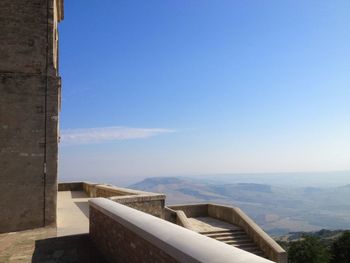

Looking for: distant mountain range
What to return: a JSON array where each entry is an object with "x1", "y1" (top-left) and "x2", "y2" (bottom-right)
[{"x1": 130, "y1": 177, "x2": 350, "y2": 235}]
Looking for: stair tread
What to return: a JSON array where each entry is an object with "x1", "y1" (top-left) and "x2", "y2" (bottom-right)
[
  {"x1": 231, "y1": 241, "x2": 256, "y2": 246},
  {"x1": 199, "y1": 229, "x2": 243, "y2": 235},
  {"x1": 204, "y1": 231, "x2": 246, "y2": 237},
  {"x1": 221, "y1": 239, "x2": 253, "y2": 244},
  {"x1": 199, "y1": 229, "x2": 267, "y2": 259},
  {"x1": 240, "y1": 246, "x2": 263, "y2": 252}
]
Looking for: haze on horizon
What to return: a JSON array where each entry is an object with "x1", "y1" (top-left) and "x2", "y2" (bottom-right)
[{"x1": 59, "y1": 1, "x2": 350, "y2": 183}]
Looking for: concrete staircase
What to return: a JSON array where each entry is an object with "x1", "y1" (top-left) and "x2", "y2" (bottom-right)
[
  {"x1": 200, "y1": 229, "x2": 266, "y2": 258},
  {"x1": 167, "y1": 205, "x2": 287, "y2": 262}
]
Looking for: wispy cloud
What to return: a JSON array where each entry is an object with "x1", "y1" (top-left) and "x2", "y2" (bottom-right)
[{"x1": 61, "y1": 126, "x2": 174, "y2": 145}]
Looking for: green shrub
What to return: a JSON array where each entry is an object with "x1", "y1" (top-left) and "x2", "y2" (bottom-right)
[
  {"x1": 330, "y1": 231, "x2": 350, "y2": 263},
  {"x1": 288, "y1": 236, "x2": 330, "y2": 263}
]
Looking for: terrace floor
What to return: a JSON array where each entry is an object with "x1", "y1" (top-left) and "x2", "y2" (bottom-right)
[
  {"x1": 57, "y1": 191, "x2": 90, "y2": 236},
  {"x1": 0, "y1": 191, "x2": 104, "y2": 263}
]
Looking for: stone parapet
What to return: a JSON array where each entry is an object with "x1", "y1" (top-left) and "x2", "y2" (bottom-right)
[
  {"x1": 58, "y1": 181, "x2": 165, "y2": 218},
  {"x1": 90, "y1": 198, "x2": 274, "y2": 263},
  {"x1": 109, "y1": 194, "x2": 165, "y2": 218},
  {"x1": 58, "y1": 182, "x2": 84, "y2": 191}
]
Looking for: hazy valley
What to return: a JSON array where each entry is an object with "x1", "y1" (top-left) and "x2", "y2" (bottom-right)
[{"x1": 130, "y1": 176, "x2": 350, "y2": 235}]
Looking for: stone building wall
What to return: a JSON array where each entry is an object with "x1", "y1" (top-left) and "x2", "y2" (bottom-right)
[{"x1": 0, "y1": 0, "x2": 63, "y2": 233}]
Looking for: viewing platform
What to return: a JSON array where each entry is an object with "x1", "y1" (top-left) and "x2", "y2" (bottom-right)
[
  {"x1": 0, "y1": 182, "x2": 285, "y2": 262},
  {"x1": 0, "y1": 182, "x2": 165, "y2": 262},
  {"x1": 57, "y1": 190, "x2": 90, "y2": 236}
]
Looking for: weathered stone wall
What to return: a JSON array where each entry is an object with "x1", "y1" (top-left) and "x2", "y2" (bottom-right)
[
  {"x1": 58, "y1": 182, "x2": 84, "y2": 192},
  {"x1": 125, "y1": 200, "x2": 164, "y2": 218},
  {"x1": 83, "y1": 182, "x2": 99, "y2": 197},
  {"x1": 167, "y1": 204, "x2": 208, "y2": 218},
  {"x1": 110, "y1": 196, "x2": 165, "y2": 218},
  {"x1": 90, "y1": 206, "x2": 178, "y2": 263},
  {"x1": 164, "y1": 207, "x2": 177, "y2": 223},
  {"x1": 0, "y1": 0, "x2": 63, "y2": 233},
  {"x1": 95, "y1": 185, "x2": 135, "y2": 198}
]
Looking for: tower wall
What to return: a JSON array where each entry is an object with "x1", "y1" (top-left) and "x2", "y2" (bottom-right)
[{"x1": 0, "y1": 0, "x2": 63, "y2": 232}]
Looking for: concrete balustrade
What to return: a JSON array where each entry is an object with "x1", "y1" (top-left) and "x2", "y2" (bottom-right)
[{"x1": 89, "y1": 198, "x2": 274, "y2": 263}]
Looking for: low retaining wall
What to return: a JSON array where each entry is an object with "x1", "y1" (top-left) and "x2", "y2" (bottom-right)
[
  {"x1": 168, "y1": 204, "x2": 208, "y2": 218},
  {"x1": 58, "y1": 182, "x2": 165, "y2": 218},
  {"x1": 110, "y1": 194, "x2": 165, "y2": 218},
  {"x1": 95, "y1": 185, "x2": 139, "y2": 198},
  {"x1": 164, "y1": 207, "x2": 177, "y2": 223},
  {"x1": 90, "y1": 198, "x2": 274, "y2": 263},
  {"x1": 58, "y1": 182, "x2": 83, "y2": 191},
  {"x1": 83, "y1": 182, "x2": 100, "y2": 197}
]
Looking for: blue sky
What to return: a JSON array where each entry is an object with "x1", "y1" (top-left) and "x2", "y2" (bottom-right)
[{"x1": 59, "y1": 0, "x2": 350, "y2": 183}]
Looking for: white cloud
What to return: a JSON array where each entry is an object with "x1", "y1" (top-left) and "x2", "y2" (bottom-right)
[{"x1": 60, "y1": 126, "x2": 174, "y2": 145}]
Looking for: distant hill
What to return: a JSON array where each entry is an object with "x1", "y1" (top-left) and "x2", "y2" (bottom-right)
[
  {"x1": 275, "y1": 229, "x2": 350, "y2": 251},
  {"x1": 276, "y1": 229, "x2": 346, "y2": 242},
  {"x1": 130, "y1": 177, "x2": 350, "y2": 235}
]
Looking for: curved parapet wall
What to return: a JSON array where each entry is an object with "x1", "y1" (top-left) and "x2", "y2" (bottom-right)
[{"x1": 90, "y1": 198, "x2": 274, "y2": 263}]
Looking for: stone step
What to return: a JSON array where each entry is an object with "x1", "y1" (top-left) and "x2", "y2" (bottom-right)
[
  {"x1": 233, "y1": 242, "x2": 259, "y2": 249},
  {"x1": 203, "y1": 231, "x2": 246, "y2": 238},
  {"x1": 247, "y1": 250, "x2": 265, "y2": 258},
  {"x1": 239, "y1": 245, "x2": 265, "y2": 255},
  {"x1": 200, "y1": 229, "x2": 265, "y2": 257},
  {"x1": 205, "y1": 234, "x2": 247, "y2": 240},
  {"x1": 199, "y1": 229, "x2": 266, "y2": 259},
  {"x1": 199, "y1": 229, "x2": 242, "y2": 235},
  {"x1": 218, "y1": 237, "x2": 252, "y2": 243},
  {"x1": 244, "y1": 249, "x2": 266, "y2": 257}
]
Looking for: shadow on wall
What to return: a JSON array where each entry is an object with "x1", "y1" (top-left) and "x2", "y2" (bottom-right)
[{"x1": 32, "y1": 234, "x2": 106, "y2": 263}]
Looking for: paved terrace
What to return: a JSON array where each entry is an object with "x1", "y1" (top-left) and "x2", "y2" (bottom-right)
[
  {"x1": 0, "y1": 191, "x2": 103, "y2": 263},
  {"x1": 57, "y1": 191, "x2": 90, "y2": 236},
  {"x1": 0, "y1": 182, "x2": 165, "y2": 262},
  {"x1": 0, "y1": 183, "x2": 279, "y2": 263}
]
